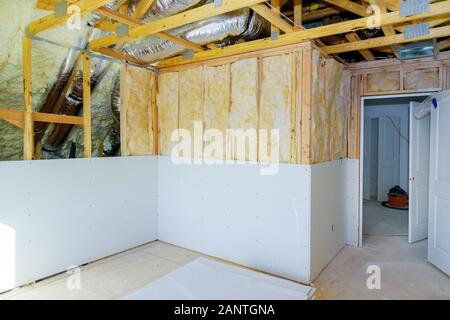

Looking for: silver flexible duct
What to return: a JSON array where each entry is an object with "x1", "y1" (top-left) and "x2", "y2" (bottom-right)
[
  {"x1": 88, "y1": 0, "x2": 129, "y2": 26},
  {"x1": 130, "y1": 0, "x2": 206, "y2": 22},
  {"x1": 104, "y1": 4, "x2": 270, "y2": 156},
  {"x1": 40, "y1": 0, "x2": 270, "y2": 156},
  {"x1": 122, "y1": 8, "x2": 269, "y2": 63}
]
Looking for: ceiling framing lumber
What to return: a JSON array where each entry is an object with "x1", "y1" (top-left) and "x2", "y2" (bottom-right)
[
  {"x1": 157, "y1": 1, "x2": 450, "y2": 69},
  {"x1": 438, "y1": 38, "x2": 450, "y2": 51},
  {"x1": 345, "y1": 32, "x2": 375, "y2": 60},
  {"x1": 131, "y1": 0, "x2": 156, "y2": 19},
  {"x1": 395, "y1": 16, "x2": 450, "y2": 33},
  {"x1": 89, "y1": 0, "x2": 267, "y2": 50},
  {"x1": 293, "y1": 0, "x2": 302, "y2": 27},
  {"x1": 323, "y1": 0, "x2": 370, "y2": 17},
  {"x1": 302, "y1": 7, "x2": 342, "y2": 22},
  {"x1": 251, "y1": 3, "x2": 295, "y2": 33},
  {"x1": 374, "y1": 0, "x2": 399, "y2": 58},
  {"x1": 94, "y1": 7, "x2": 205, "y2": 52},
  {"x1": 324, "y1": 25, "x2": 450, "y2": 54},
  {"x1": 0, "y1": 108, "x2": 84, "y2": 128},
  {"x1": 28, "y1": 0, "x2": 113, "y2": 35}
]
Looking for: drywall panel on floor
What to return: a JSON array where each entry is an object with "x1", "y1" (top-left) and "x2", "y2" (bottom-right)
[
  {"x1": 0, "y1": 157, "x2": 158, "y2": 292},
  {"x1": 157, "y1": 156, "x2": 311, "y2": 283},
  {"x1": 126, "y1": 257, "x2": 315, "y2": 300},
  {"x1": 310, "y1": 160, "x2": 348, "y2": 281}
]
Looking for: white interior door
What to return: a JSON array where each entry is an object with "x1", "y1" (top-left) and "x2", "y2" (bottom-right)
[
  {"x1": 377, "y1": 116, "x2": 401, "y2": 201},
  {"x1": 428, "y1": 97, "x2": 450, "y2": 276},
  {"x1": 409, "y1": 102, "x2": 430, "y2": 243}
]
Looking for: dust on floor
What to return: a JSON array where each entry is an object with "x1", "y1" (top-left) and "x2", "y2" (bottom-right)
[{"x1": 2, "y1": 237, "x2": 449, "y2": 300}]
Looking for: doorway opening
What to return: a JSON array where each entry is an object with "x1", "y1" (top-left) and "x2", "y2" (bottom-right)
[{"x1": 360, "y1": 93, "x2": 431, "y2": 246}]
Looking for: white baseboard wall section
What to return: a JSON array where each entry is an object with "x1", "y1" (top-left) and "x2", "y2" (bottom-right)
[
  {"x1": 0, "y1": 156, "x2": 358, "y2": 291},
  {"x1": 0, "y1": 157, "x2": 159, "y2": 292},
  {"x1": 158, "y1": 156, "x2": 312, "y2": 284}
]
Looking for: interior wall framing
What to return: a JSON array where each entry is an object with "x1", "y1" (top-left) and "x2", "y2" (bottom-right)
[
  {"x1": 155, "y1": 41, "x2": 349, "y2": 165},
  {"x1": 345, "y1": 52, "x2": 450, "y2": 160}
]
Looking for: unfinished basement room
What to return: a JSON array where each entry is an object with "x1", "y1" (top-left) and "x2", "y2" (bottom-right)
[{"x1": 1, "y1": 0, "x2": 450, "y2": 305}]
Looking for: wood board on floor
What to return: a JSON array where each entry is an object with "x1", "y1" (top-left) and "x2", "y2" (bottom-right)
[{"x1": 125, "y1": 257, "x2": 315, "y2": 300}]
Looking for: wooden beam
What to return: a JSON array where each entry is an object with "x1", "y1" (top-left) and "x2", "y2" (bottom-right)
[
  {"x1": 157, "y1": 1, "x2": 450, "y2": 69},
  {"x1": 32, "y1": 112, "x2": 84, "y2": 125},
  {"x1": 396, "y1": 16, "x2": 450, "y2": 33},
  {"x1": 89, "y1": 0, "x2": 266, "y2": 50},
  {"x1": 0, "y1": 108, "x2": 24, "y2": 129},
  {"x1": 438, "y1": 37, "x2": 450, "y2": 51},
  {"x1": 0, "y1": 108, "x2": 83, "y2": 126},
  {"x1": 36, "y1": 0, "x2": 58, "y2": 10},
  {"x1": 375, "y1": 0, "x2": 400, "y2": 58},
  {"x1": 83, "y1": 53, "x2": 92, "y2": 158},
  {"x1": 270, "y1": 0, "x2": 282, "y2": 34},
  {"x1": 251, "y1": 3, "x2": 294, "y2": 34},
  {"x1": 324, "y1": 25, "x2": 450, "y2": 54},
  {"x1": 96, "y1": 47, "x2": 145, "y2": 65},
  {"x1": 94, "y1": 7, "x2": 205, "y2": 52},
  {"x1": 323, "y1": 0, "x2": 370, "y2": 17},
  {"x1": 23, "y1": 37, "x2": 34, "y2": 160},
  {"x1": 28, "y1": 0, "x2": 113, "y2": 35},
  {"x1": 131, "y1": 0, "x2": 156, "y2": 20},
  {"x1": 302, "y1": 7, "x2": 341, "y2": 23},
  {"x1": 120, "y1": 66, "x2": 128, "y2": 157},
  {"x1": 294, "y1": 0, "x2": 302, "y2": 26},
  {"x1": 345, "y1": 32, "x2": 375, "y2": 60}
]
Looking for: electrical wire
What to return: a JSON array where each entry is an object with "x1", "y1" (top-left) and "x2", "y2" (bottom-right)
[{"x1": 386, "y1": 115, "x2": 409, "y2": 143}]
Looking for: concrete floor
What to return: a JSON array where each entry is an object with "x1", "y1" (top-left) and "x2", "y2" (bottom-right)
[
  {"x1": 1, "y1": 238, "x2": 449, "y2": 300},
  {"x1": 363, "y1": 199, "x2": 408, "y2": 236},
  {"x1": 313, "y1": 236, "x2": 450, "y2": 299}
]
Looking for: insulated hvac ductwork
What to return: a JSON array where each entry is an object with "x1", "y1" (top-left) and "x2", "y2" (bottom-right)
[
  {"x1": 40, "y1": 0, "x2": 270, "y2": 157},
  {"x1": 122, "y1": 8, "x2": 269, "y2": 63}
]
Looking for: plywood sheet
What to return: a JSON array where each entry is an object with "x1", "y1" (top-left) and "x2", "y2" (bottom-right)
[
  {"x1": 123, "y1": 65, "x2": 155, "y2": 156},
  {"x1": 404, "y1": 68, "x2": 440, "y2": 91},
  {"x1": 366, "y1": 71, "x2": 400, "y2": 92},
  {"x1": 179, "y1": 67, "x2": 204, "y2": 158},
  {"x1": 259, "y1": 54, "x2": 292, "y2": 163},
  {"x1": 157, "y1": 72, "x2": 179, "y2": 156},
  {"x1": 229, "y1": 58, "x2": 259, "y2": 162},
  {"x1": 203, "y1": 65, "x2": 230, "y2": 160}
]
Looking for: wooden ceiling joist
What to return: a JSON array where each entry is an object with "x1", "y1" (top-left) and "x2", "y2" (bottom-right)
[
  {"x1": 29, "y1": 0, "x2": 113, "y2": 35},
  {"x1": 251, "y1": 3, "x2": 295, "y2": 33},
  {"x1": 94, "y1": 7, "x2": 205, "y2": 52},
  {"x1": 0, "y1": 108, "x2": 84, "y2": 128},
  {"x1": 131, "y1": 0, "x2": 156, "y2": 20},
  {"x1": 157, "y1": 0, "x2": 450, "y2": 69},
  {"x1": 302, "y1": 7, "x2": 342, "y2": 22},
  {"x1": 324, "y1": 25, "x2": 450, "y2": 54},
  {"x1": 323, "y1": 0, "x2": 370, "y2": 17},
  {"x1": 438, "y1": 38, "x2": 450, "y2": 51},
  {"x1": 89, "y1": 0, "x2": 267, "y2": 50},
  {"x1": 345, "y1": 32, "x2": 375, "y2": 60}
]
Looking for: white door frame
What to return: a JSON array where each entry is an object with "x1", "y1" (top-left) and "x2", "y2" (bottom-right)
[{"x1": 358, "y1": 92, "x2": 434, "y2": 247}]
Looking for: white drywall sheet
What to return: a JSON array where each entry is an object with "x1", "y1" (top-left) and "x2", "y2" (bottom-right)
[
  {"x1": 345, "y1": 159, "x2": 360, "y2": 247},
  {"x1": 126, "y1": 257, "x2": 315, "y2": 300},
  {"x1": 310, "y1": 160, "x2": 351, "y2": 281},
  {"x1": 0, "y1": 156, "x2": 158, "y2": 292},
  {"x1": 158, "y1": 156, "x2": 312, "y2": 284}
]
